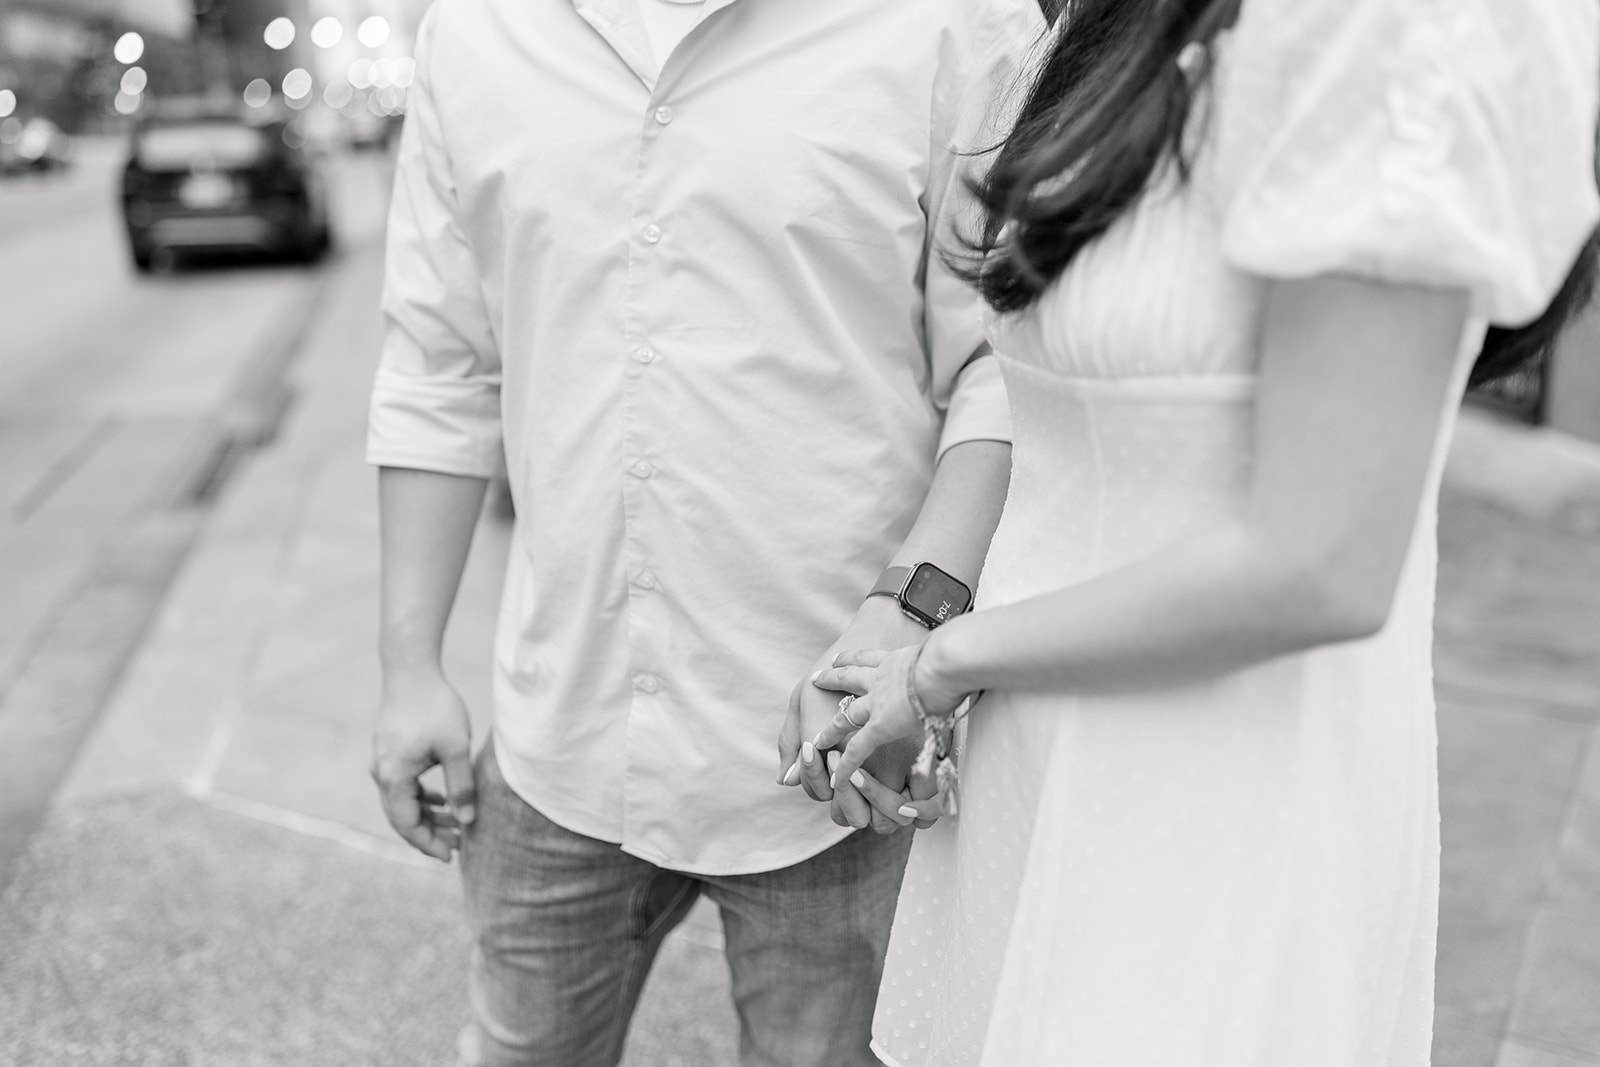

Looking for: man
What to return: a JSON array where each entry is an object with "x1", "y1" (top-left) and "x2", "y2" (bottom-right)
[{"x1": 366, "y1": 1, "x2": 1043, "y2": 1064}]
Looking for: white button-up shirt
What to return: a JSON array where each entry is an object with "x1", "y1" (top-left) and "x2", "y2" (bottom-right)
[{"x1": 367, "y1": 0, "x2": 1044, "y2": 874}]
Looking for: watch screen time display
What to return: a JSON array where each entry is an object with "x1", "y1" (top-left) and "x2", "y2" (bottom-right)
[{"x1": 904, "y1": 563, "x2": 972, "y2": 625}]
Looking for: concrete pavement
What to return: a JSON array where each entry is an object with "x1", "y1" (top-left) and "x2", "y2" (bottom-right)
[{"x1": 2, "y1": 216, "x2": 1600, "y2": 1061}]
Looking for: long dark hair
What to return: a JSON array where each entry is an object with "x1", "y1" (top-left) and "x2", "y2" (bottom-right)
[{"x1": 969, "y1": 0, "x2": 1600, "y2": 387}]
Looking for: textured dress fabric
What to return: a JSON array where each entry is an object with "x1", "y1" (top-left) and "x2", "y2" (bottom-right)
[{"x1": 872, "y1": 2, "x2": 1600, "y2": 1064}]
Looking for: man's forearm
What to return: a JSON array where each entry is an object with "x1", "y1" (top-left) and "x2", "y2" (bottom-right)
[
  {"x1": 885, "y1": 439, "x2": 1011, "y2": 590},
  {"x1": 378, "y1": 466, "x2": 491, "y2": 672}
]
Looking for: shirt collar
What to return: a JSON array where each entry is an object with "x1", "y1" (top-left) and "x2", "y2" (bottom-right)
[{"x1": 572, "y1": 0, "x2": 745, "y2": 89}]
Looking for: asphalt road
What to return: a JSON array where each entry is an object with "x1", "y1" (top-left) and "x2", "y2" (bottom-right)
[{"x1": 0, "y1": 136, "x2": 396, "y2": 882}]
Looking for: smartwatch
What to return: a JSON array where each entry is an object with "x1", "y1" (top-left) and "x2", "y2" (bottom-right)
[{"x1": 867, "y1": 562, "x2": 973, "y2": 629}]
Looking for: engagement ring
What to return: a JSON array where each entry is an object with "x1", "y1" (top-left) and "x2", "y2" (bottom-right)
[{"x1": 838, "y1": 694, "x2": 865, "y2": 729}]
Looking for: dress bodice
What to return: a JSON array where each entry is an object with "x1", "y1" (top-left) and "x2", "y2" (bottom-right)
[{"x1": 989, "y1": 170, "x2": 1264, "y2": 383}]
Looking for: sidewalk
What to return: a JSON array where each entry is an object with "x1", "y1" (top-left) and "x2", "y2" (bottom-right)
[{"x1": 1, "y1": 227, "x2": 1599, "y2": 1063}]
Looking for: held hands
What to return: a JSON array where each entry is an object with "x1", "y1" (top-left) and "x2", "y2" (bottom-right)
[
  {"x1": 777, "y1": 598, "x2": 940, "y2": 832},
  {"x1": 810, "y1": 642, "x2": 967, "y2": 819},
  {"x1": 370, "y1": 666, "x2": 477, "y2": 862}
]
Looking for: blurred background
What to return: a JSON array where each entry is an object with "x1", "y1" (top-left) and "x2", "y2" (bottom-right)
[{"x1": 0, "y1": 2, "x2": 1598, "y2": 1066}]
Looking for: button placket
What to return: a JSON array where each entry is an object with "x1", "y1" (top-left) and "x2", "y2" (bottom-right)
[{"x1": 621, "y1": 91, "x2": 678, "y2": 781}]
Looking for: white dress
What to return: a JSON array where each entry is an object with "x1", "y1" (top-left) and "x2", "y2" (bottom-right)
[{"x1": 873, "y1": 2, "x2": 1600, "y2": 1065}]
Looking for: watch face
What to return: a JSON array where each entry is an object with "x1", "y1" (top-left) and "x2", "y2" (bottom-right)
[{"x1": 904, "y1": 563, "x2": 972, "y2": 626}]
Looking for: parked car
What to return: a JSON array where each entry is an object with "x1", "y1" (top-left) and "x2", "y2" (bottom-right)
[
  {"x1": 0, "y1": 116, "x2": 71, "y2": 175},
  {"x1": 120, "y1": 102, "x2": 331, "y2": 271}
]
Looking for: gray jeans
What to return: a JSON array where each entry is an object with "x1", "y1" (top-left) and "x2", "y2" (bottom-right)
[{"x1": 457, "y1": 737, "x2": 913, "y2": 1067}]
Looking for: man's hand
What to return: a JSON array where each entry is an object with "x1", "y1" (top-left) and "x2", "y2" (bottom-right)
[
  {"x1": 777, "y1": 597, "x2": 936, "y2": 831},
  {"x1": 850, "y1": 737, "x2": 944, "y2": 833},
  {"x1": 371, "y1": 666, "x2": 477, "y2": 862}
]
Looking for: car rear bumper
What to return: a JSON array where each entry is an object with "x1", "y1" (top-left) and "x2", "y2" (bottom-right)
[
  {"x1": 124, "y1": 195, "x2": 321, "y2": 254},
  {"x1": 141, "y1": 214, "x2": 281, "y2": 250}
]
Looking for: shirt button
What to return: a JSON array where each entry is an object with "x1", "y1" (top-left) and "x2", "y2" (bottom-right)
[
  {"x1": 630, "y1": 459, "x2": 654, "y2": 478},
  {"x1": 653, "y1": 106, "x2": 673, "y2": 125},
  {"x1": 633, "y1": 345, "x2": 656, "y2": 364},
  {"x1": 635, "y1": 673, "x2": 661, "y2": 694},
  {"x1": 643, "y1": 223, "x2": 662, "y2": 244},
  {"x1": 635, "y1": 570, "x2": 658, "y2": 590}
]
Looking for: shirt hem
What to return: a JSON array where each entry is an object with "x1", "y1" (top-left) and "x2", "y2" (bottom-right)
[{"x1": 493, "y1": 732, "x2": 857, "y2": 877}]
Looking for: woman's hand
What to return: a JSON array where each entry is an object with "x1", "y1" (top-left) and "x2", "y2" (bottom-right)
[{"x1": 809, "y1": 641, "x2": 967, "y2": 803}]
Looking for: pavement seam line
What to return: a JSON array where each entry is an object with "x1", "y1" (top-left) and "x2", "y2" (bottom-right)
[
  {"x1": 10, "y1": 415, "x2": 118, "y2": 521},
  {"x1": 190, "y1": 785, "x2": 448, "y2": 872},
  {"x1": 183, "y1": 455, "x2": 322, "y2": 801}
]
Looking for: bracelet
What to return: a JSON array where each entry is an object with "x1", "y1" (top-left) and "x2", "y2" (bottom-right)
[{"x1": 907, "y1": 644, "x2": 963, "y2": 816}]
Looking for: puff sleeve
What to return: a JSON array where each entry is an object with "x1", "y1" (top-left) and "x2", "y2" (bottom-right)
[{"x1": 1214, "y1": 0, "x2": 1600, "y2": 327}]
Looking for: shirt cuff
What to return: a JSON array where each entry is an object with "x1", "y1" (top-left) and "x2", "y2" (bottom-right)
[
  {"x1": 366, "y1": 369, "x2": 504, "y2": 479},
  {"x1": 935, "y1": 354, "x2": 1012, "y2": 460}
]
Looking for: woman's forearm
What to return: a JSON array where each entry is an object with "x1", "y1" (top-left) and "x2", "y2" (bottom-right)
[{"x1": 920, "y1": 517, "x2": 1389, "y2": 702}]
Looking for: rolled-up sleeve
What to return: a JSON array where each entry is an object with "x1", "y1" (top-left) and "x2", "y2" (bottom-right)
[
  {"x1": 921, "y1": 0, "x2": 1046, "y2": 460},
  {"x1": 366, "y1": 6, "x2": 502, "y2": 479}
]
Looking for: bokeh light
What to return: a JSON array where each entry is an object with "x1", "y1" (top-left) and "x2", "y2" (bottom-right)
[
  {"x1": 120, "y1": 67, "x2": 148, "y2": 96},
  {"x1": 282, "y1": 68, "x2": 313, "y2": 100},
  {"x1": 114, "y1": 91, "x2": 142, "y2": 116},
  {"x1": 311, "y1": 17, "x2": 343, "y2": 48},
  {"x1": 264, "y1": 17, "x2": 295, "y2": 50},
  {"x1": 357, "y1": 16, "x2": 391, "y2": 48},
  {"x1": 371, "y1": 58, "x2": 395, "y2": 89},
  {"x1": 323, "y1": 80, "x2": 354, "y2": 110},
  {"x1": 347, "y1": 58, "x2": 375, "y2": 90},
  {"x1": 394, "y1": 58, "x2": 416, "y2": 88},
  {"x1": 113, "y1": 32, "x2": 145, "y2": 65},
  {"x1": 0, "y1": 90, "x2": 15, "y2": 119},
  {"x1": 243, "y1": 78, "x2": 272, "y2": 109}
]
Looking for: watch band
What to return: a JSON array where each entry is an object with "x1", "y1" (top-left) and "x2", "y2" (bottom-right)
[{"x1": 867, "y1": 565, "x2": 913, "y2": 601}]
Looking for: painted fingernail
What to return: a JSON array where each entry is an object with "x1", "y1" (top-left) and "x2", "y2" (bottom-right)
[
  {"x1": 898, "y1": 805, "x2": 917, "y2": 819},
  {"x1": 830, "y1": 771, "x2": 838, "y2": 789},
  {"x1": 782, "y1": 759, "x2": 802, "y2": 786},
  {"x1": 802, "y1": 741, "x2": 815, "y2": 765},
  {"x1": 850, "y1": 770, "x2": 866, "y2": 789},
  {"x1": 811, "y1": 670, "x2": 822, "y2": 682}
]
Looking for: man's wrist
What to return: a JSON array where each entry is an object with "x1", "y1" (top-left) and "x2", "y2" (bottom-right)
[
  {"x1": 853, "y1": 589, "x2": 934, "y2": 640},
  {"x1": 379, "y1": 638, "x2": 446, "y2": 677}
]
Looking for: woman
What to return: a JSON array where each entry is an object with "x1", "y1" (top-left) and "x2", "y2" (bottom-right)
[{"x1": 802, "y1": 0, "x2": 1600, "y2": 1063}]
